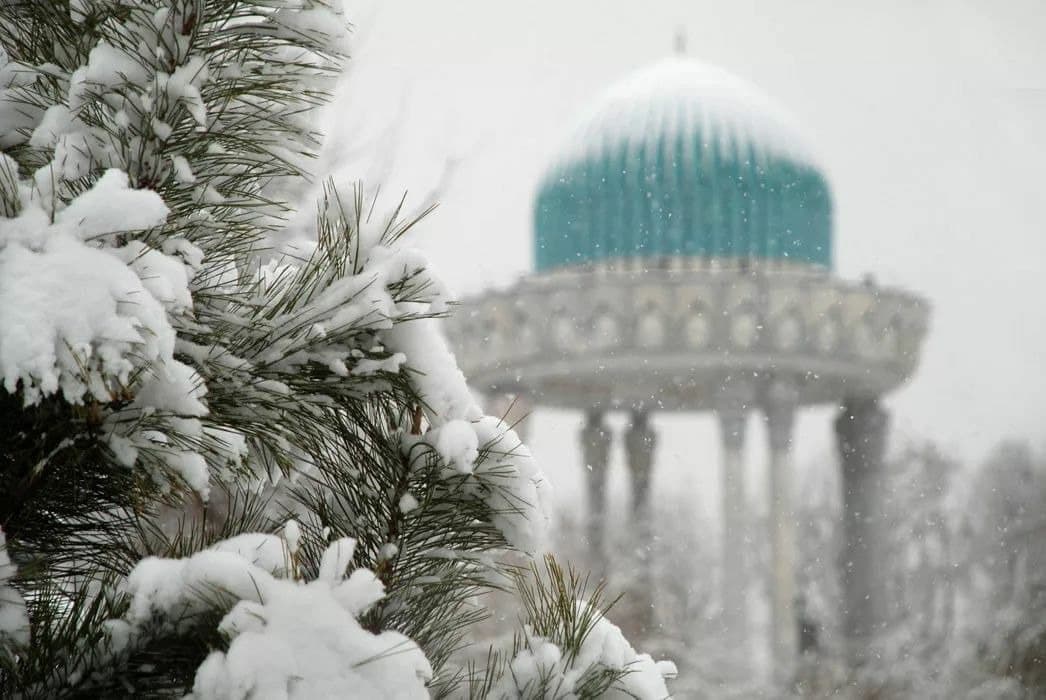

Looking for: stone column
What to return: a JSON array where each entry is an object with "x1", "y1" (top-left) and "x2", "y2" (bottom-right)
[
  {"x1": 624, "y1": 410, "x2": 656, "y2": 517},
  {"x1": 764, "y1": 380, "x2": 799, "y2": 682},
  {"x1": 715, "y1": 384, "x2": 753, "y2": 651},
  {"x1": 581, "y1": 409, "x2": 612, "y2": 565},
  {"x1": 835, "y1": 397, "x2": 889, "y2": 666},
  {"x1": 623, "y1": 409, "x2": 658, "y2": 637}
]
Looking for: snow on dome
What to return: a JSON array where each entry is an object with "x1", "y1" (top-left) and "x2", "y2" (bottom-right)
[{"x1": 557, "y1": 57, "x2": 819, "y2": 171}]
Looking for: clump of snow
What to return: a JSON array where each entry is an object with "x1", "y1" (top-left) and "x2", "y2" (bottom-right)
[
  {"x1": 131, "y1": 360, "x2": 207, "y2": 417},
  {"x1": 316, "y1": 536, "x2": 355, "y2": 583},
  {"x1": 152, "y1": 118, "x2": 173, "y2": 142},
  {"x1": 383, "y1": 317, "x2": 479, "y2": 425},
  {"x1": 28, "y1": 105, "x2": 75, "y2": 149},
  {"x1": 211, "y1": 534, "x2": 289, "y2": 577},
  {"x1": 470, "y1": 417, "x2": 551, "y2": 553},
  {"x1": 283, "y1": 519, "x2": 302, "y2": 557},
  {"x1": 430, "y1": 419, "x2": 480, "y2": 474},
  {"x1": 116, "y1": 241, "x2": 194, "y2": 313},
  {"x1": 398, "y1": 493, "x2": 419, "y2": 514},
  {"x1": 161, "y1": 56, "x2": 210, "y2": 128},
  {"x1": 0, "y1": 526, "x2": 30, "y2": 656},
  {"x1": 82, "y1": 40, "x2": 149, "y2": 91},
  {"x1": 151, "y1": 440, "x2": 211, "y2": 498},
  {"x1": 495, "y1": 604, "x2": 677, "y2": 700},
  {"x1": 351, "y1": 352, "x2": 406, "y2": 376},
  {"x1": 56, "y1": 169, "x2": 169, "y2": 240},
  {"x1": 0, "y1": 168, "x2": 183, "y2": 407},
  {"x1": 121, "y1": 534, "x2": 431, "y2": 700},
  {"x1": 0, "y1": 51, "x2": 45, "y2": 150},
  {"x1": 0, "y1": 232, "x2": 174, "y2": 406},
  {"x1": 170, "y1": 154, "x2": 195, "y2": 183}
]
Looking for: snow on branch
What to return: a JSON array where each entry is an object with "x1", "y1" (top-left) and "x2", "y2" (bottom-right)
[
  {"x1": 486, "y1": 556, "x2": 676, "y2": 699},
  {"x1": 0, "y1": 169, "x2": 182, "y2": 406},
  {"x1": 0, "y1": 526, "x2": 29, "y2": 660},
  {"x1": 117, "y1": 530, "x2": 432, "y2": 700}
]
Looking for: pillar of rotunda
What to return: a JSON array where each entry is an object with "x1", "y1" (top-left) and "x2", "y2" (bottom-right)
[
  {"x1": 624, "y1": 410, "x2": 656, "y2": 517},
  {"x1": 715, "y1": 383, "x2": 753, "y2": 650},
  {"x1": 581, "y1": 409, "x2": 612, "y2": 565},
  {"x1": 835, "y1": 397, "x2": 889, "y2": 666},
  {"x1": 764, "y1": 380, "x2": 800, "y2": 680},
  {"x1": 623, "y1": 409, "x2": 658, "y2": 636}
]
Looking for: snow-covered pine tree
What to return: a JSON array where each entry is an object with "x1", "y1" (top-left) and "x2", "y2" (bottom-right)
[{"x1": 0, "y1": 1, "x2": 674, "y2": 697}]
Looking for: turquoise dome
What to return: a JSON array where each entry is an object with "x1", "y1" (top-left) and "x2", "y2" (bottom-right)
[{"x1": 534, "y1": 58, "x2": 833, "y2": 272}]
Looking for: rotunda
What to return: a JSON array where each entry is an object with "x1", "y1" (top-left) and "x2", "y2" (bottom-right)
[{"x1": 445, "y1": 57, "x2": 930, "y2": 678}]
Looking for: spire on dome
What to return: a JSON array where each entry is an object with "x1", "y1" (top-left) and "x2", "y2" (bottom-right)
[{"x1": 674, "y1": 27, "x2": 687, "y2": 56}]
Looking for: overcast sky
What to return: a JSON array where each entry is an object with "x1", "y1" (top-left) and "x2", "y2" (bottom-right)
[{"x1": 334, "y1": 0, "x2": 1045, "y2": 512}]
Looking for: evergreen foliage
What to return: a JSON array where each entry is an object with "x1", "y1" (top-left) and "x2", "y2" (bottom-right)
[{"x1": 0, "y1": 1, "x2": 673, "y2": 698}]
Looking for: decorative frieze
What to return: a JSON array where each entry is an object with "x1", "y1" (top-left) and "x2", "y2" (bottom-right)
[{"x1": 446, "y1": 268, "x2": 929, "y2": 410}]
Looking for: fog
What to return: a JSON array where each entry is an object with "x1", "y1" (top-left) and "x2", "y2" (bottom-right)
[
  {"x1": 338, "y1": 0, "x2": 1046, "y2": 468},
  {"x1": 327, "y1": 3, "x2": 1046, "y2": 694}
]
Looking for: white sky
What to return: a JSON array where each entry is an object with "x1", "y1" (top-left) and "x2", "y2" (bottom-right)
[{"x1": 334, "y1": 0, "x2": 1046, "y2": 512}]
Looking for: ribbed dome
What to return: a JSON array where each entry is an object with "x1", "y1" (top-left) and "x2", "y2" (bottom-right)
[{"x1": 534, "y1": 58, "x2": 833, "y2": 272}]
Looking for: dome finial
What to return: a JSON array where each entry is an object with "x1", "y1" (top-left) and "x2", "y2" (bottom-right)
[{"x1": 673, "y1": 27, "x2": 687, "y2": 56}]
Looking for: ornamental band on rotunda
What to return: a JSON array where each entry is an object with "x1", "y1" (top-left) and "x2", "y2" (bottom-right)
[{"x1": 444, "y1": 57, "x2": 929, "y2": 680}]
